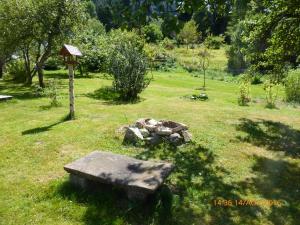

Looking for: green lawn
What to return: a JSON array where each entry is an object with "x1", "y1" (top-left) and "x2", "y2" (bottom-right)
[{"x1": 0, "y1": 64, "x2": 300, "y2": 224}]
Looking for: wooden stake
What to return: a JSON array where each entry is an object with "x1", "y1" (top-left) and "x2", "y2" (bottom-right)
[{"x1": 68, "y1": 64, "x2": 75, "y2": 120}]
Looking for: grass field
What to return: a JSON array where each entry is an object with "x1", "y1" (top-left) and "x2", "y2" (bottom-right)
[{"x1": 0, "y1": 48, "x2": 300, "y2": 225}]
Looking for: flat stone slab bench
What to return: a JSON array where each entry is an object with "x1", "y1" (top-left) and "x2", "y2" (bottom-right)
[
  {"x1": 64, "y1": 151, "x2": 174, "y2": 200},
  {"x1": 0, "y1": 95, "x2": 13, "y2": 101}
]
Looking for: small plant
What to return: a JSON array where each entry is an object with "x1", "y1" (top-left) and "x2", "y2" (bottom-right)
[
  {"x1": 285, "y1": 70, "x2": 300, "y2": 103},
  {"x1": 238, "y1": 76, "x2": 251, "y2": 106},
  {"x1": 264, "y1": 80, "x2": 279, "y2": 108},
  {"x1": 191, "y1": 93, "x2": 208, "y2": 101},
  {"x1": 5, "y1": 60, "x2": 27, "y2": 82},
  {"x1": 45, "y1": 79, "x2": 61, "y2": 106},
  {"x1": 251, "y1": 74, "x2": 263, "y2": 84},
  {"x1": 198, "y1": 48, "x2": 211, "y2": 90},
  {"x1": 33, "y1": 84, "x2": 45, "y2": 97}
]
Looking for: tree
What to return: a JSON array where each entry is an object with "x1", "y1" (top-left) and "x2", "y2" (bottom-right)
[
  {"x1": 198, "y1": 48, "x2": 211, "y2": 89},
  {"x1": 229, "y1": 0, "x2": 300, "y2": 82},
  {"x1": 178, "y1": 20, "x2": 200, "y2": 48},
  {"x1": 72, "y1": 19, "x2": 108, "y2": 74},
  {"x1": 142, "y1": 21, "x2": 163, "y2": 43},
  {"x1": 30, "y1": 0, "x2": 86, "y2": 87},
  {"x1": 0, "y1": 0, "x2": 32, "y2": 78},
  {"x1": 0, "y1": 0, "x2": 85, "y2": 87}
]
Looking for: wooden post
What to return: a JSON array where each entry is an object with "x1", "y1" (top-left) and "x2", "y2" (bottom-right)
[
  {"x1": 68, "y1": 64, "x2": 75, "y2": 120},
  {"x1": 59, "y1": 44, "x2": 82, "y2": 120}
]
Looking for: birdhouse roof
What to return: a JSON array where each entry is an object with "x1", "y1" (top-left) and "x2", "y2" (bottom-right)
[{"x1": 59, "y1": 44, "x2": 82, "y2": 57}]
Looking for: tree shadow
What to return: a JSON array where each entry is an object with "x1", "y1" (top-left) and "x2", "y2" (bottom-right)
[
  {"x1": 237, "y1": 155, "x2": 300, "y2": 225},
  {"x1": 0, "y1": 81, "x2": 38, "y2": 100},
  {"x1": 51, "y1": 143, "x2": 267, "y2": 224},
  {"x1": 236, "y1": 118, "x2": 300, "y2": 158},
  {"x1": 53, "y1": 180, "x2": 173, "y2": 225},
  {"x1": 85, "y1": 86, "x2": 143, "y2": 105},
  {"x1": 22, "y1": 115, "x2": 69, "y2": 135},
  {"x1": 134, "y1": 142, "x2": 262, "y2": 224}
]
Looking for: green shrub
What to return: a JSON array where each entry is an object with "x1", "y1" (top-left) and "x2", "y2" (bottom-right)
[
  {"x1": 142, "y1": 22, "x2": 163, "y2": 43},
  {"x1": 238, "y1": 75, "x2": 251, "y2": 106},
  {"x1": 78, "y1": 35, "x2": 109, "y2": 74},
  {"x1": 204, "y1": 35, "x2": 224, "y2": 49},
  {"x1": 5, "y1": 60, "x2": 26, "y2": 82},
  {"x1": 144, "y1": 44, "x2": 176, "y2": 71},
  {"x1": 44, "y1": 79, "x2": 61, "y2": 106},
  {"x1": 160, "y1": 38, "x2": 175, "y2": 50},
  {"x1": 108, "y1": 30, "x2": 150, "y2": 101},
  {"x1": 251, "y1": 74, "x2": 263, "y2": 84},
  {"x1": 44, "y1": 57, "x2": 62, "y2": 70},
  {"x1": 285, "y1": 70, "x2": 300, "y2": 103},
  {"x1": 264, "y1": 80, "x2": 279, "y2": 108},
  {"x1": 180, "y1": 60, "x2": 200, "y2": 73},
  {"x1": 73, "y1": 19, "x2": 108, "y2": 74}
]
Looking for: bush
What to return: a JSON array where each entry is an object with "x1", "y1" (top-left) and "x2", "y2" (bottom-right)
[
  {"x1": 74, "y1": 19, "x2": 108, "y2": 74},
  {"x1": 251, "y1": 74, "x2": 263, "y2": 84},
  {"x1": 285, "y1": 70, "x2": 300, "y2": 103},
  {"x1": 160, "y1": 38, "x2": 175, "y2": 50},
  {"x1": 108, "y1": 30, "x2": 151, "y2": 101},
  {"x1": 144, "y1": 44, "x2": 176, "y2": 71},
  {"x1": 44, "y1": 57, "x2": 62, "y2": 70},
  {"x1": 238, "y1": 75, "x2": 251, "y2": 106},
  {"x1": 204, "y1": 35, "x2": 224, "y2": 49},
  {"x1": 180, "y1": 60, "x2": 200, "y2": 73},
  {"x1": 5, "y1": 60, "x2": 26, "y2": 82},
  {"x1": 142, "y1": 22, "x2": 163, "y2": 43},
  {"x1": 264, "y1": 80, "x2": 279, "y2": 108}
]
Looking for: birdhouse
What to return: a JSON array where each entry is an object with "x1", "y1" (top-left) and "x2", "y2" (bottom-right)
[{"x1": 59, "y1": 44, "x2": 82, "y2": 65}]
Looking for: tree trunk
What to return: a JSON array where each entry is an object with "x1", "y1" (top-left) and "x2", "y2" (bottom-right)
[
  {"x1": 37, "y1": 66, "x2": 45, "y2": 88},
  {"x1": 68, "y1": 65, "x2": 75, "y2": 120},
  {"x1": 0, "y1": 60, "x2": 3, "y2": 78},
  {"x1": 22, "y1": 48, "x2": 33, "y2": 85},
  {"x1": 203, "y1": 70, "x2": 206, "y2": 89}
]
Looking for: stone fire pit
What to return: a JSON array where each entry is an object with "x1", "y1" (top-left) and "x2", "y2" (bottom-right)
[{"x1": 123, "y1": 118, "x2": 192, "y2": 146}]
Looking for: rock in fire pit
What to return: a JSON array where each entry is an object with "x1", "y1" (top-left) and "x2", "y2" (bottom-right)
[{"x1": 123, "y1": 119, "x2": 192, "y2": 146}]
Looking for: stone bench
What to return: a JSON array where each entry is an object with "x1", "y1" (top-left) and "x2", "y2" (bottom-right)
[
  {"x1": 64, "y1": 151, "x2": 174, "y2": 200},
  {"x1": 0, "y1": 95, "x2": 13, "y2": 101}
]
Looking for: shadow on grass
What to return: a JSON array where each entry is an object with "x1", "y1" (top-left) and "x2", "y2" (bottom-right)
[
  {"x1": 0, "y1": 80, "x2": 38, "y2": 100},
  {"x1": 237, "y1": 155, "x2": 300, "y2": 225},
  {"x1": 85, "y1": 86, "x2": 143, "y2": 105},
  {"x1": 22, "y1": 115, "x2": 70, "y2": 135},
  {"x1": 236, "y1": 118, "x2": 300, "y2": 158},
  {"x1": 134, "y1": 142, "x2": 262, "y2": 225},
  {"x1": 44, "y1": 142, "x2": 274, "y2": 224},
  {"x1": 54, "y1": 180, "x2": 173, "y2": 225}
]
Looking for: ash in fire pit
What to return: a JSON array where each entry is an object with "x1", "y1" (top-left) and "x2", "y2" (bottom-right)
[{"x1": 123, "y1": 119, "x2": 192, "y2": 146}]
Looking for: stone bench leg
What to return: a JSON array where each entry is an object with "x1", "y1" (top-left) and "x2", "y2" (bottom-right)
[
  {"x1": 126, "y1": 188, "x2": 149, "y2": 201},
  {"x1": 69, "y1": 174, "x2": 88, "y2": 189}
]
